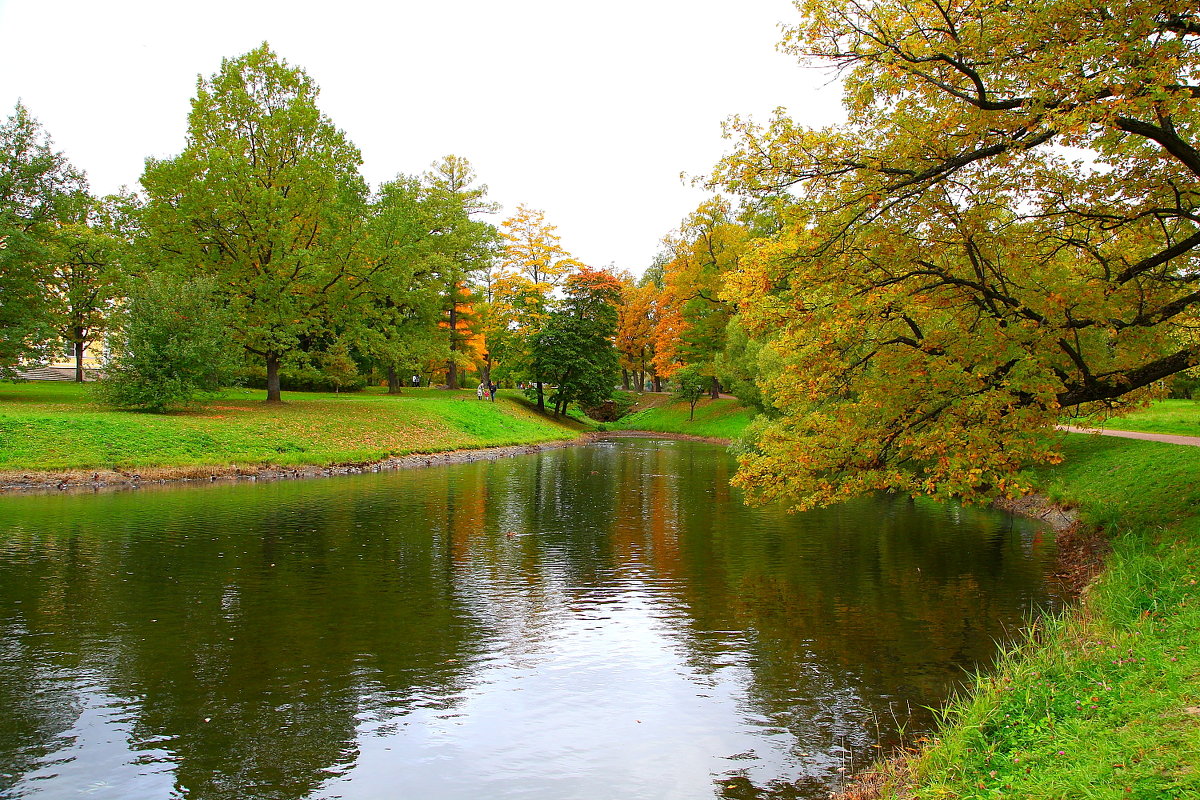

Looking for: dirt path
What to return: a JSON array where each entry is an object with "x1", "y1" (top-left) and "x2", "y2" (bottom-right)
[{"x1": 1057, "y1": 425, "x2": 1200, "y2": 447}]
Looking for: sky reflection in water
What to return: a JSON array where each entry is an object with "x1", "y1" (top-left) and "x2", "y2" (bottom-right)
[{"x1": 0, "y1": 439, "x2": 1061, "y2": 799}]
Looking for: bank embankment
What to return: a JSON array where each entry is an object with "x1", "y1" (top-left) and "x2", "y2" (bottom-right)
[
  {"x1": 0, "y1": 382, "x2": 587, "y2": 492},
  {"x1": 852, "y1": 433, "x2": 1200, "y2": 799}
]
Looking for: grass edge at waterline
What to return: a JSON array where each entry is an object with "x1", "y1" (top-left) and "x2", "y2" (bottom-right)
[
  {"x1": 0, "y1": 381, "x2": 588, "y2": 481},
  {"x1": 847, "y1": 434, "x2": 1200, "y2": 799}
]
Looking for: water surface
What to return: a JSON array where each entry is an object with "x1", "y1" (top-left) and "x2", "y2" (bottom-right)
[{"x1": 0, "y1": 439, "x2": 1060, "y2": 799}]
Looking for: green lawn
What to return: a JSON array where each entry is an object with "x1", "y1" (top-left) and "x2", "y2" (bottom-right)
[
  {"x1": 608, "y1": 395, "x2": 755, "y2": 440},
  {"x1": 1077, "y1": 398, "x2": 1200, "y2": 437},
  {"x1": 0, "y1": 381, "x2": 584, "y2": 473}
]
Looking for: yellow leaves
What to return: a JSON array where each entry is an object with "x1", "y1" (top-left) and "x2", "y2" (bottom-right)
[
  {"x1": 499, "y1": 205, "x2": 577, "y2": 289},
  {"x1": 705, "y1": 0, "x2": 1200, "y2": 509}
]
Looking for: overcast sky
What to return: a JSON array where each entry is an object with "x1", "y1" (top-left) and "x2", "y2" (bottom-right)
[{"x1": 0, "y1": 0, "x2": 843, "y2": 274}]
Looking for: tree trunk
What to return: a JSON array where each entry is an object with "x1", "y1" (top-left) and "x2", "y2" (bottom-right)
[
  {"x1": 621, "y1": 369, "x2": 629, "y2": 391},
  {"x1": 387, "y1": 366, "x2": 402, "y2": 394},
  {"x1": 535, "y1": 380, "x2": 545, "y2": 412},
  {"x1": 652, "y1": 375, "x2": 662, "y2": 393},
  {"x1": 709, "y1": 375, "x2": 721, "y2": 400},
  {"x1": 446, "y1": 304, "x2": 460, "y2": 390},
  {"x1": 266, "y1": 353, "x2": 282, "y2": 403},
  {"x1": 73, "y1": 338, "x2": 85, "y2": 383}
]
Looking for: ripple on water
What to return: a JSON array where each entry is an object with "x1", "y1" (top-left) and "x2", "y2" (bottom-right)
[{"x1": 0, "y1": 440, "x2": 1061, "y2": 799}]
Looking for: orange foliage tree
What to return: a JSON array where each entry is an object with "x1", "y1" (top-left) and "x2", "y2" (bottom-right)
[{"x1": 614, "y1": 273, "x2": 662, "y2": 391}]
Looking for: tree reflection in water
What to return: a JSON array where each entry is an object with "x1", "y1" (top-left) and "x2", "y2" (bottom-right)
[{"x1": 0, "y1": 439, "x2": 1059, "y2": 799}]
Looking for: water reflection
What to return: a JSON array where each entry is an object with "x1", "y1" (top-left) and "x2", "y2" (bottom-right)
[{"x1": 0, "y1": 439, "x2": 1059, "y2": 799}]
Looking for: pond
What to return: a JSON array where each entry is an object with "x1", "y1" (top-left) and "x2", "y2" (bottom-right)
[{"x1": 0, "y1": 438, "x2": 1061, "y2": 799}]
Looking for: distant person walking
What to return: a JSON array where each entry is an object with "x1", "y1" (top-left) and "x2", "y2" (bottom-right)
[
  {"x1": 489, "y1": 382, "x2": 497, "y2": 402},
  {"x1": 477, "y1": 382, "x2": 486, "y2": 400}
]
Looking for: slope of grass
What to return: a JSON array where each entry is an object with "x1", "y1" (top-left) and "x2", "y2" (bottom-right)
[
  {"x1": 1076, "y1": 398, "x2": 1200, "y2": 437},
  {"x1": 609, "y1": 394, "x2": 756, "y2": 440},
  {"x1": 890, "y1": 434, "x2": 1200, "y2": 799},
  {"x1": 0, "y1": 381, "x2": 584, "y2": 472}
]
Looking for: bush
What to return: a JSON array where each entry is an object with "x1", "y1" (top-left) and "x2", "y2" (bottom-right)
[{"x1": 95, "y1": 275, "x2": 238, "y2": 412}]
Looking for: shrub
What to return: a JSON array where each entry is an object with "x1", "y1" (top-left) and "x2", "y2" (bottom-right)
[{"x1": 95, "y1": 275, "x2": 238, "y2": 412}]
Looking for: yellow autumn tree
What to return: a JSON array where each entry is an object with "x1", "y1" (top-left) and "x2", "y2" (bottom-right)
[
  {"x1": 713, "y1": 0, "x2": 1200, "y2": 509},
  {"x1": 657, "y1": 198, "x2": 750, "y2": 398},
  {"x1": 498, "y1": 205, "x2": 583, "y2": 293}
]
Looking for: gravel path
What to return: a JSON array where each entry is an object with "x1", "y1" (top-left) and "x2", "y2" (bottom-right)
[{"x1": 1058, "y1": 425, "x2": 1200, "y2": 447}]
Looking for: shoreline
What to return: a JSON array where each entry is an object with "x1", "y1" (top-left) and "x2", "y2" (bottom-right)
[
  {"x1": 834, "y1": 494, "x2": 1105, "y2": 800},
  {"x1": 0, "y1": 436, "x2": 595, "y2": 496},
  {"x1": 596, "y1": 429, "x2": 732, "y2": 445},
  {"x1": 0, "y1": 430, "x2": 740, "y2": 496},
  {"x1": 992, "y1": 494, "x2": 1107, "y2": 597}
]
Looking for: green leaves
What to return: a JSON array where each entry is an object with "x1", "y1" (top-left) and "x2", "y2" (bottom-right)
[
  {"x1": 96, "y1": 275, "x2": 238, "y2": 412},
  {"x1": 0, "y1": 103, "x2": 89, "y2": 375},
  {"x1": 140, "y1": 43, "x2": 367, "y2": 401},
  {"x1": 527, "y1": 268, "x2": 622, "y2": 416}
]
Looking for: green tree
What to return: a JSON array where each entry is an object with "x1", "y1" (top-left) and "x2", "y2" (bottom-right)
[
  {"x1": 498, "y1": 206, "x2": 583, "y2": 408},
  {"x1": 661, "y1": 198, "x2": 749, "y2": 398},
  {"x1": 97, "y1": 275, "x2": 237, "y2": 412},
  {"x1": 672, "y1": 364, "x2": 708, "y2": 421},
  {"x1": 648, "y1": 200, "x2": 751, "y2": 397},
  {"x1": 350, "y1": 175, "x2": 446, "y2": 393},
  {"x1": 45, "y1": 193, "x2": 132, "y2": 381},
  {"x1": 422, "y1": 155, "x2": 498, "y2": 390},
  {"x1": 527, "y1": 267, "x2": 621, "y2": 417},
  {"x1": 714, "y1": 0, "x2": 1200, "y2": 508},
  {"x1": 0, "y1": 103, "x2": 87, "y2": 375},
  {"x1": 140, "y1": 43, "x2": 367, "y2": 403},
  {"x1": 712, "y1": 317, "x2": 776, "y2": 415}
]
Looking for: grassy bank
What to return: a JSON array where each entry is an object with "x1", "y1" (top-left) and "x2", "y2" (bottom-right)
[
  {"x1": 888, "y1": 435, "x2": 1200, "y2": 799},
  {"x1": 607, "y1": 393, "x2": 755, "y2": 440},
  {"x1": 0, "y1": 381, "x2": 585, "y2": 474},
  {"x1": 1077, "y1": 398, "x2": 1200, "y2": 438}
]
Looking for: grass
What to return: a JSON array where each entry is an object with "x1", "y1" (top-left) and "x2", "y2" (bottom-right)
[
  {"x1": 608, "y1": 393, "x2": 756, "y2": 440},
  {"x1": 881, "y1": 433, "x2": 1200, "y2": 799},
  {"x1": 1073, "y1": 398, "x2": 1200, "y2": 437},
  {"x1": 0, "y1": 381, "x2": 585, "y2": 473}
]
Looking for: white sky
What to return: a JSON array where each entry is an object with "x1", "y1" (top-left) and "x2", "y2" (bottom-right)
[{"x1": 0, "y1": 0, "x2": 843, "y2": 274}]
